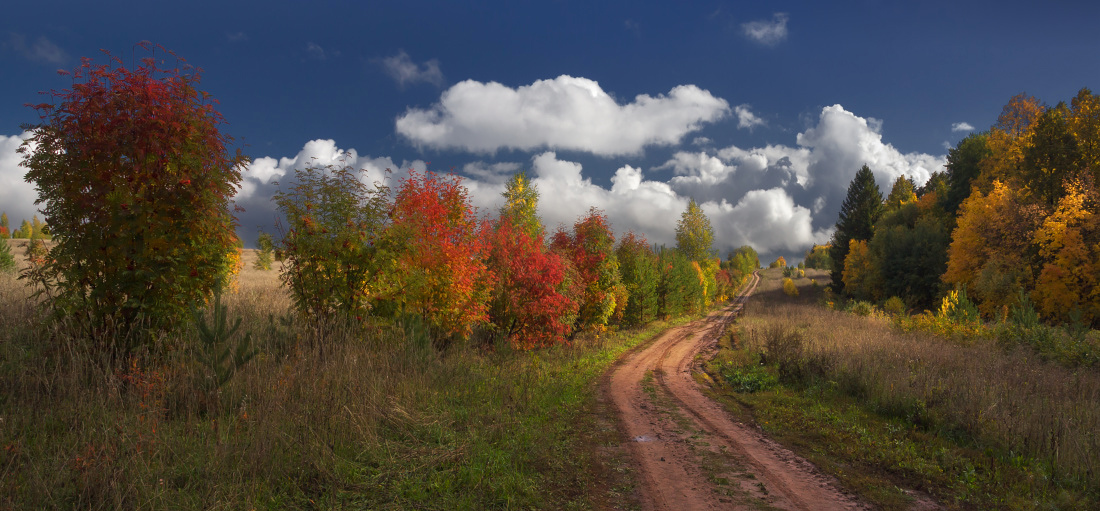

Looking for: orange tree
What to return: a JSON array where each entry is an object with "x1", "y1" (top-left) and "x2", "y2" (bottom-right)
[
  {"x1": 20, "y1": 43, "x2": 247, "y2": 349},
  {"x1": 383, "y1": 171, "x2": 494, "y2": 338}
]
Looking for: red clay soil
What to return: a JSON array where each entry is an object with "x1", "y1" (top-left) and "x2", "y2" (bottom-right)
[{"x1": 607, "y1": 273, "x2": 871, "y2": 510}]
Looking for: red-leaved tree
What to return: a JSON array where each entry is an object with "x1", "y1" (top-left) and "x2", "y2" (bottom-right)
[
  {"x1": 385, "y1": 171, "x2": 494, "y2": 338},
  {"x1": 550, "y1": 208, "x2": 625, "y2": 333},
  {"x1": 20, "y1": 43, "x2": 247, "y2": 348},
  {"x1": 485, "y1": 217, "x2": 576, "y2": 349}
]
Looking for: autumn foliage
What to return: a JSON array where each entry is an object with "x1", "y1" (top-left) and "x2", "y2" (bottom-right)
[
  {"x1": 835, "y1": 87, "x2": 1100, "y2": 329},
  {"x1": 551, "y1": 208, "x2": 625, "y2": 333},
  {"x1": 485, "y1": 218, "x2": 576, "y2": 348},
  {"x1": 20, "y1": 43, "x2": 247, "y2": 346},
  {"x1": 386, "y1": 171, "x2": 494, "y2": 338}
]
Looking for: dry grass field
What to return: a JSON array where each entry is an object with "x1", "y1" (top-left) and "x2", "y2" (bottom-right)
[{"x1": 707, "y1": 268, "x2": 1100, "y2": 509}]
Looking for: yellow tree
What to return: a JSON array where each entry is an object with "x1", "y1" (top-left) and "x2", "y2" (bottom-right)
[
  {"x1": 675, "y1": 198, "x2": 715, "y2": 262},
  {"x1": 1031, "y1": 178, "x2": 1100, "y2": 325},
  {"x1": 1069, "y1": 88, "x2": 1100, "y2": 185},
  {"x1": 500, "y1": 171, "x2": 542, "y2": 241},
  {"x1": 977, "y1": 94, "x2": 1042, "y2": 194},
  {"x1": 943, "y1": 181, "x2": 1041, "y2": 317},
  {"x1": 841, "y1": 239, "x2": 879, "y2": 301},
  {"x1": 885, "y1": 175, "x2": 917, "y2": 211}
]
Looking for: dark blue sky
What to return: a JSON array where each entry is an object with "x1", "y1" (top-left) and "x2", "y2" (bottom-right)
[{"x1": 3, "y1": 1, "x2": 1099, "y2": 259}]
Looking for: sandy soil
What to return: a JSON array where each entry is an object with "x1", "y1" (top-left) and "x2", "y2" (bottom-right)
[{"x1": 607, "y1": 272, "x2": 871, "y2": 510}]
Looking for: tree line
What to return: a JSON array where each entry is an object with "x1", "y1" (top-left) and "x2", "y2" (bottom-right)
[
  {"x1": 825, "y1": 89, "x2": 1100, "y2": 329},
  {"x1": 8, "y1": 44, "x2": 753, "y2": 357}
]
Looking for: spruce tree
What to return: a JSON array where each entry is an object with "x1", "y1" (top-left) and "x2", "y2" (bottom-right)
[{"x1": 830, "y1": 165, "x2": 884, "y2": 291}]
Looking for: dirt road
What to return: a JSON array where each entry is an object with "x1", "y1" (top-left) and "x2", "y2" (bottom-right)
[{"x1": 607, "y1": 273, "x2": 869, "y2": 510}]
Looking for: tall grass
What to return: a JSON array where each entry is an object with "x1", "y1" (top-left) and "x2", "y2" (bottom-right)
[
  {"x1": 739, "y1": 271, "x2": 1100, "y2": 497},
  {"x1": 0, "y1": 248, "x2": 658, "y2": 509}
]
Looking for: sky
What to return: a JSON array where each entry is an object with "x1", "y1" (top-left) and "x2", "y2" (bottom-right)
[{"x1": 3, "y1": 1, "x2": 1100, "y2": 262}]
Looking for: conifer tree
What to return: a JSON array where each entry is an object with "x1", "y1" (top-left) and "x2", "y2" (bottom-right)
[{"x1": 830, "y1": 165, "x2": 884, "y2": 291}]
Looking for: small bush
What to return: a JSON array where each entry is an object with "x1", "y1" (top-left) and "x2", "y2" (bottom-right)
[
  {"x1": 847, "y1": 300, "x2": 875, "y2": 316},
  {"x1": 782, "y1": 277, "x2": 799, "y2": 297},
  {"x1": 883, "y1": 296, "x2": 906, "y2": 316},
  {"x1": 0, "y1": 240, "x2": 14, "y2": 273}
]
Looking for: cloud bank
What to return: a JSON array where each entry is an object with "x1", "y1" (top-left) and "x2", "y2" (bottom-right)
[
  {"x1": 2, "y1": 104, "x2": 945, "y2": 259},
  {"x1": 395, "y1": 75, "x2": 730, "y2": 156}
]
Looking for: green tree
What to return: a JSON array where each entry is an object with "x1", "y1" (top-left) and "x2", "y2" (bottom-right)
[
  {"x1": 724, "y1": 245, "x2": 759, "y2": 286},
  {"x1": 868, "y1": 202, "x2": 951, "y2": 309},
  {"x1": 254, "y1": 232, "x2": 275, "y2": 271},
  {"x1": 657, "y1": 247, "x2": 704, "y2": 318},
  {"x1": 274, "y1": 159, "x2": 392, "y2": 322},
  {"x1": 500, "y1": 171, "x2": 542, "y2": 241},
  {"x1": 943, "y1": 133, "x2": 990, "y2": 216},
  {"x1": 616, "y1": 232, "x2": 660, "y2": 327},
  {"x1": 14, "y1": 219, "x2": 31, "y2": 239},
  {"x1": 803, "y1": 244, "x2": 833, "y2": 270},
  {"x1": 0, "y1": 237, "x2": 14, "y2": 273},
  {"x1": 829, "y1": 165, "x2": 884, "y2": 292},
  {"x1": 675, "y1": 198, "x2": 714, "y2": 261},
  {"x1": 885, "y1": 176, "x2": 917, "y2": 211},
  {"x1": 1022, "y1": 102, "x2": 1080, "y2": 208}
]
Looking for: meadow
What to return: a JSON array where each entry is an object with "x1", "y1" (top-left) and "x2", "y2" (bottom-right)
[
  {"x1": 707, "y1": 268, "x2": 1100, "y2": 509},
  {"x1": 0, "y1": 243, "x2": 670, "y2": 510}
]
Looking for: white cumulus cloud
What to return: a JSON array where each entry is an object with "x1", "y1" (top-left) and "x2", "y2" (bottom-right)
[
  {"x1": 734, "y1": 104, "x2": 766, "y2": 130},
  {"x1": 742, "y1": 13, "x2": 789, "y2": 46},
  {"x1": 951, "y1": 121, "x2": 975, "y2": 132},
  {"x1": 395, "y1": 75, "x2": 730, "y2": 156},
  {"x1": 662, "y1": 104, "x2": 946, "y2": 249},
  {"x1": 382, "y1": 50, "x2": 444, "y2": 88}
]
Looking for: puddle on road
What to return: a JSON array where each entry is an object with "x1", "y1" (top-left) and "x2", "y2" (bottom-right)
[{"x1": 633, "y1": 435, "x2": 654, "y2": 442}]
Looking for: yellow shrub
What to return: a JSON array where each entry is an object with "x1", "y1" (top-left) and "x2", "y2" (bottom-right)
[{"x1": 782, "y1": 277, "x2": 799, "y2": 297}]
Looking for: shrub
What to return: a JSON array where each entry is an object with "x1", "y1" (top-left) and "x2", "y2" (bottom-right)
[
  {"x1": 847, "y1": 300, "x2": 875, "y2": 316},
  {"x1": 883, "y1": 296, "x2": 906, "y2": 315},
  {"x1": 273, "y1": 157, "x2": 391, "y2": 322},
  {"x1": 782, "y1": 277, "x2": 799, "y2": 297},
  {"x1": 20, "y1": 43, "x2": 247, "y2": 348},
  {"x1": 0, "y1": 239, "x2": 14, "y2": 273}
]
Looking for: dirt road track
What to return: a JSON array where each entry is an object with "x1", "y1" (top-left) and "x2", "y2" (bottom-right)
[{"x1": 607, "y1": 272, "x2": 869, "y2": 510}]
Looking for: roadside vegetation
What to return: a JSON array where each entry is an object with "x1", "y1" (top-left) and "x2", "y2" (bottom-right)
[
  {"x1": 0, "y1": 44, "x2": 738, "y2": 509},
  {"x1": 706, "y1": 269, "x2": 1100, "y2": 510}
]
